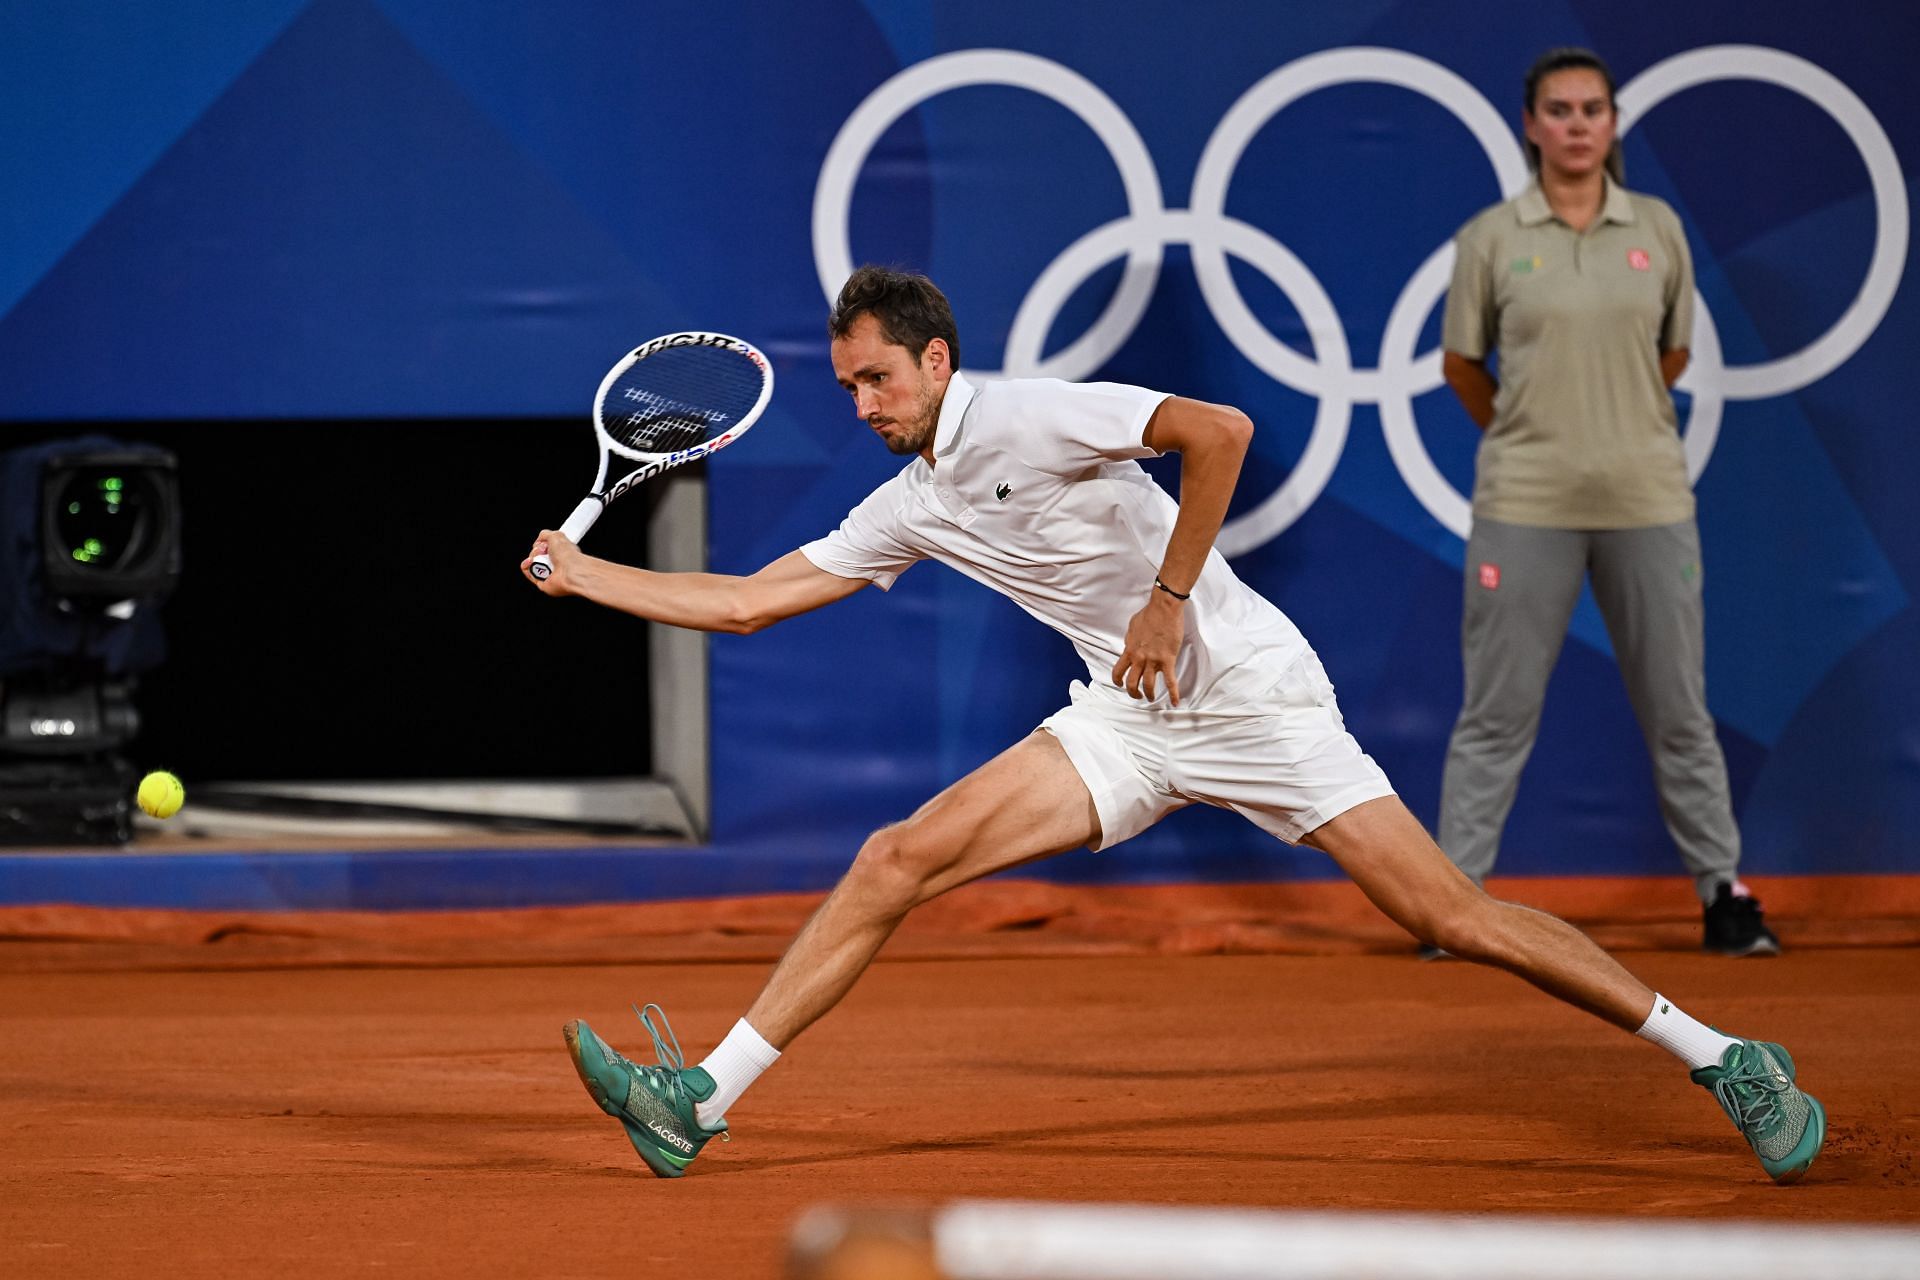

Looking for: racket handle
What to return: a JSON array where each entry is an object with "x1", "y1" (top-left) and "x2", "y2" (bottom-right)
[{"x1": 529, "y1": 497, "x2": 605, "y2": 582}]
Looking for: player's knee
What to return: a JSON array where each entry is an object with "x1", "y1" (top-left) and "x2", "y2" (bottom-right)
[
  {"x1": 1422, "y1": 911, "x2": 1472, "y2": 957},
  {"x1": 848, "y1": 824, "x2": 944, "y2": 912},
  {"x1": 1425, "y1": 894, "x2": 1506, "y2": 962}
]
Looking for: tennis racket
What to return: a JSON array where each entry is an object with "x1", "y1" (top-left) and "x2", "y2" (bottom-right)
[{"x1": 528, "y1": 331, "x2": 773, "y2": 581}]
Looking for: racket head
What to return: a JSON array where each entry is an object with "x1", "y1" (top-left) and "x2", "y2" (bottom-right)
[{"x1": 592, "y1": 332, "x2": 773, "y2": 466}]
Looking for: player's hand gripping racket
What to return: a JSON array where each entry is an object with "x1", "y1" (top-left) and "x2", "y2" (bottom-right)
[{"x1": 528, "y1": 331, "x2": 773, "y2": 581}]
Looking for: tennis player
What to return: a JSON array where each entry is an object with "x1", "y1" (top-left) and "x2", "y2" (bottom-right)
[{"x1": 522, "y1": 266, "x2": 1824, "y2": 1184}]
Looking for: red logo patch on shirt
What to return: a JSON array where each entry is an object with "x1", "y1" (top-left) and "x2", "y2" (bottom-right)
[
  {"x1": 1478, "y1": 562, "x2": 1501, "y2": 590},
  {"x1": 1627, "y1": 248, "x2": 1651, "y2": 271}
]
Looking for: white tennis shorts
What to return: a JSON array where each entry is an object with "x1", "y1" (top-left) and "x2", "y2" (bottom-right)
[{"x1": 1039, "y1": 649, "x2": 1396, "y2": 850}]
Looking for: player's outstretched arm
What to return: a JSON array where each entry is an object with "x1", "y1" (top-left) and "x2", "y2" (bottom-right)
[{"x1": 522, "y1": 539, "x2": 867, "y2": 633}]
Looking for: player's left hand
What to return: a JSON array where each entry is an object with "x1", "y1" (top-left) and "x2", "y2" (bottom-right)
[{"x1": 1113, "y1": 592, "x2": 1184, "y2": 705}]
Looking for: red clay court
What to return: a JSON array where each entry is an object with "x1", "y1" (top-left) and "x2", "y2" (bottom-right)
[{"x1": 5, "y1": 874, "x2": 1915, "y2": 1277}]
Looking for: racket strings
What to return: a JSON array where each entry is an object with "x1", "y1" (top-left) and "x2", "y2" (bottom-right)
[
  {"x1": 602, "y1": 343, "x2": 767, "y2": 457},
  {"x1": 613, "y1": 401, "x2": 715, "y2": 454}
]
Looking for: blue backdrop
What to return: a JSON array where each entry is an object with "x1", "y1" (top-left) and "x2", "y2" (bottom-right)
[{"x1": 4, "y1": 0, "x2": 1915, "y2": 896}]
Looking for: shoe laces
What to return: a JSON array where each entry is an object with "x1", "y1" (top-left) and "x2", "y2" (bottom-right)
[
  {"x1": 1713, "y1": 1049, "x2": 1789, "y2": 1135},
  {"x1": 635, "y1": 1001, "x2": 686, "y2": 1072},
  {"x1": 628, "y1": 1002, "x2": 729, "y2": 1142}
]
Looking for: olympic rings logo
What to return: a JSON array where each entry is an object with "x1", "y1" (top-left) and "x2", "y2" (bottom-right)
[{"x1": 813, "y1": 46, "x2": 1908, "y2": 553}]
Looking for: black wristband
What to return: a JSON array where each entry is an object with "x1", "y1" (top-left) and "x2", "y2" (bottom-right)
[{"x1": 1153, "y1": 577, "x2": 1190, "y2": 601}]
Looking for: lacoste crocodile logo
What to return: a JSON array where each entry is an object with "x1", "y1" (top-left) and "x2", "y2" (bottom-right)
[
  {"x1": 995, "y1": 482, "x2": 1012, "y2": 501},
  {"x1": 649, "y1": 1121, "x2": 694, "y2": 1152}
]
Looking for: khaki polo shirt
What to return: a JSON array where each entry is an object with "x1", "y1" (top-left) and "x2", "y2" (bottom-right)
[{"x1": 1443, "y1": 179, "x2": 1695, "y2": 528}]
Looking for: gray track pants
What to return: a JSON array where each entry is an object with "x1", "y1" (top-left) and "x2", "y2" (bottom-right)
[{"x1": 1437, "y1": 516, "x2": 1740, "y2": 902}]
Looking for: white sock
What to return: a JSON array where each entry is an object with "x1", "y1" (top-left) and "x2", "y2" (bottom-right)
[
  {"x1": 1636, "y1": 994, "x2": 1741, "y2": 1070},
  {"x1": 694, "y1": 1018, "x2": 780, "y2": 1129}
]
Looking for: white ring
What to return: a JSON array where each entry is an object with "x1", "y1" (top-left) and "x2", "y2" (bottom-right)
[
  {"x1": 1189, "y1": 47, "x2": 1531, "y2": 401},
  {"x1": 1677, "y1": 292, "x2": 1725, "y2": 483},
  {"x1": 1002, "y1": 209, "x2": 1352, "y2": 552},
  {"x1": 812, "y1": 49, "x2": 1166, "y2": 379},
  {"x1": 1619, "y1": 45, "x2": 1908, "y2": 399},
  {"x1": 815, "y1": 44, "x2": 1901, "y2": 554},
  {"x1": 1375, "y1": 240, "x2": 1474, "y2": 537}
]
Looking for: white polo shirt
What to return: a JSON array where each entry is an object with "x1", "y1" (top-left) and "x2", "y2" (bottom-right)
[{"x1": 799, "y1": 372, "x2": 1307, "y2": 711}]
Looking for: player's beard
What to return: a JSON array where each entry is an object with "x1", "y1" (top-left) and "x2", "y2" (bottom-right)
[{"x1": 878, "y1": 378, "x2": 942, "y2": 456}]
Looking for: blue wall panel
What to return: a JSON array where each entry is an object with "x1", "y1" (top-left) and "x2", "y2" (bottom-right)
[{"x1": 3, "y1": 0, "x2": 1915, "y2": 904}]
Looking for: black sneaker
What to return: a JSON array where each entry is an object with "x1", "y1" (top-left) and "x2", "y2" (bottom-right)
[{"x1": 1703, "y1": 882, "x2": 1782, "y2": 957}]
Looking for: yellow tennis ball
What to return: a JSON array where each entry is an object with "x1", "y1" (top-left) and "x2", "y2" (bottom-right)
[{"x1": 137, "y1": 770, "x2": 185, "y2": 819}]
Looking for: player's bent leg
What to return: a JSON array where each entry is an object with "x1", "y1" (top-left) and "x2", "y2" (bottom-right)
[
  {"x1": 1304, "y1": 796, "x2": 1828, "y2": 1183},
  {"x1": 565, "y1": 733, "x2": 1101, "y2": 1177},
  {"x1": 1300, "y1": 795, "x2": 1655, "y2": 1030},
  {"x1": 745, "y1": 730, "x2": 1101, "y2": 1049}
]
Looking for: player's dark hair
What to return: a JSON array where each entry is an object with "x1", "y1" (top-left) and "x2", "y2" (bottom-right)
[
  {"x1": 828, "y1": 266, "x2": 960, "y2": 369},
  {"x1": 1523, "y1": 47, "x2": 1626, "y2": 185}
]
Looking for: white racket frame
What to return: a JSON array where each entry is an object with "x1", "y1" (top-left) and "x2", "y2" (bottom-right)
[{"x1": 530, "y1": 331, "x2": 773, "y2": 581}]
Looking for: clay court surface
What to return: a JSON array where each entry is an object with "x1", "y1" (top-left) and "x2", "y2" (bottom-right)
[{"x1": 3, "y1": 876, "x2": 1917, "y2": 1277}]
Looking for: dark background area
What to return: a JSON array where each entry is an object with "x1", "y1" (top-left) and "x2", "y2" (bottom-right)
[{"x1": 1, "y1": 424, "x2": 661, "y2": 782}]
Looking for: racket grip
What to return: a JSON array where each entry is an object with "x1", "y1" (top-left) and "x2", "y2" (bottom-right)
[{"x1": 529, "y1": 497, "x2": 605, "y2": 582}]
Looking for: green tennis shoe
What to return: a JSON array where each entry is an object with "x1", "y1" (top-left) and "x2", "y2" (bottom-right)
[
  {"x1": 1690, "y1": 1038, "x2": 1825, "y2": 1184},
  {"x1": 564, "y1": 1003, "x2": 728, "y2": 1178}
]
